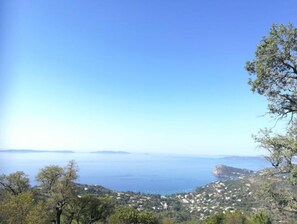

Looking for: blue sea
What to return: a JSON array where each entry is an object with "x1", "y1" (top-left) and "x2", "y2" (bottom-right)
[{"x1": 0, "y1": 152, "x2": 270, "y2": 195}]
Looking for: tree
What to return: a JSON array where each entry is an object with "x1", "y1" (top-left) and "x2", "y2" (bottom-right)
[
  {"x1": 247, "y1": 23, "x2": 297, "y2": 221},
  {"x1": 108, "y1": 207, "x2": 139, "y2": 224},
  {"x1": 203, "y1": 212, "x2": 225, "y2": 224},
  {"x1": 0, "y1": 191, "x2": 40, "y2": 224},
  {"x1": 25, "y1": 200, "x2": 52, "y2": 224},
  {"x1": 203, "y1": 211, "x2": 249, "y2": 224},
  {"x1": 36, "y1": 160, "x2": 78, "y2": 224},
  {"x1": 108, "y1": 207, "x2": 159, "y2": 224},
  {"x1": 64, "y1": 194, "x2": 116, "y2": 224},
  {"x1": 0, "y1": 192, "x2": 33, "y2": 224},
  {"x1": 245, "y1": 23, "x2": 297, "y2": 120},
  {"x1": 249, "y1": 211, "x2": 271, "y2": 224},
  {"x1": 253, "y1": 121, "x2": 297, "y2": 174},
  {"x1": 224, "y1": 210, "x2": 249, "y2": 224},
  {"x1": 160, "y1": 217, "x2": 177, "y2": 224},
  {"x1": 0, "y1": 171, "x2": 51, "y2": 224},
  {"x1": 252, "y1": 122, "x2": 297, "y2": 172},
  {"x1": 137, "y1": 211, "x2": 159, "y2": 224},
  {"x1": 0, "y1": 171, "x2": 30, "y2": 195}
]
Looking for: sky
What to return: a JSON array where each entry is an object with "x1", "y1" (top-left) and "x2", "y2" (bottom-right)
[{"x1": 1, "y1": 0, "x2": 297, "y2": 155}]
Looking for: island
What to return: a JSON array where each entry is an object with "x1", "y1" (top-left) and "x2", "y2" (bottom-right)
[
  {"x1": 90, "y1": 150, "x2": 130, "y2": 154},
  {"x1": 0, "y1": 149, "x2": 75, "y2": 153}
]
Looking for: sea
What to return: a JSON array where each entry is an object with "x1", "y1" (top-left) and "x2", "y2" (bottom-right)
[{"x1": 0, "y1": 152, "x2": 271, "y2": 195}]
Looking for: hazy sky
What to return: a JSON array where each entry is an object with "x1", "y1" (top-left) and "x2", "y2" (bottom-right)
[{"x1": 1, "y1": 1, "x2": 296, "y2": 155}]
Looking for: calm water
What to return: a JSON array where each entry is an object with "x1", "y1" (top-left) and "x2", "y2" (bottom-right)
[{"x1": 0, "y1": 152, "x2": 270, "y2": 195}]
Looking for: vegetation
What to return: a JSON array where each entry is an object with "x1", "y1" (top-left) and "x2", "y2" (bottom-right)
[
  {"x1": 0, "y1": 171, "x2": 30, "y2": 195},
  {"x1": 108, "y1": 207, "x2": 159, "y2": 224},
  {"x1": 203, "y1": 210, "x2": 271, "y2": 224},
  {"x1": 245, "y1": 23, "x2": 297, "y2": 222},
  {"x1": 246, "y1": 23, "x2": 297, "y2": 120}
]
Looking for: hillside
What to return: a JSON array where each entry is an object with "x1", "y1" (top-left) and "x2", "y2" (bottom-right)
[{"x1": 79, "y1": 168, "x2": 297, "y2": 223}]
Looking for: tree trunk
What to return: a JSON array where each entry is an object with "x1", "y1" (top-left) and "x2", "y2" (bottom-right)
[{"x1": 56, "y1": 206, "x2": 62, "y2": 224}]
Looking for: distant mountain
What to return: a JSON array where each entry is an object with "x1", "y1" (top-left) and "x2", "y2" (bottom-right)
[
  {"x1": 223, "y1": 155, "x2": 264, "y2": 160},
  {"x1": 91, "y1": 150, "x2": 130, "y2": 154},
  {"x1": 0, "y1": 149, "x2": 75, "y2": 153}
]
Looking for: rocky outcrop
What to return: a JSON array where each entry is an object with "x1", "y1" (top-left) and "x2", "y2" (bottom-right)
[{"x1": 212, "y1": 164, "x2": 254, "y2": 178}]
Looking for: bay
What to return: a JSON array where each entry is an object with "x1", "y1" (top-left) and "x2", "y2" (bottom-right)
[{"x1": 0, "y1": 152, "x2": 270, "y2": 195}]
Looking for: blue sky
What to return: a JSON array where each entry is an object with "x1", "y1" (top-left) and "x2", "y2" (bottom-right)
[{"x1": 1, "y1": 0, "x2": 296, "y2": 155}]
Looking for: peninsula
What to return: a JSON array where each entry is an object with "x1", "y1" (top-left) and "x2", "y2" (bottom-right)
[{"x1": 212, "y1": 164, "x2": 254, "y2": 178}]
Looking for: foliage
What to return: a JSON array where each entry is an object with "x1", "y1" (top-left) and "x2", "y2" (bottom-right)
[
  {"x1": 159, "y1": 210, "x2": 191, "y2": 223},
  {"x1": 0, "y1": 192, "x2": 33, "y2": 224},
  {"x1": 259, "y1": 180, "x2": 296, "y2": 211},
  {"x1": 36, "y1": 160, "x2": 78, "y2": 224},
  {"x1": 247, "y1": 24, "x2": 297, "y2": 218},
  {"x1": 160, "y1": 217, "x2": 178, "y2": 224},
  {"x1": 289, "y1": 166, "x2": 297, "y2": 185},
  {"x1": 203, "y1": 212, "x2": 225, "y2": 224},
  {"x1": 108, "y1": 206, "x2": 159, "y2": 224},
  {"x1": 249, "y1": 211, "x2": 271, "y2": 224},
  {"x1": 203, "y1": 211, "x2": 271, "y2": 224},
  {"x1": 245, "y1": 23, "x2": 297, "y2": 119},
  {"x1": 25, "y1": 201, "x2": 52, "y2": 224},
  {"x1": 202, "y1": 210, "x2": 249, "y2": 224},
  {"x1": 64, "y1": 194, "x2": 116, "y2": 224},
  {"x1": 0, "y1": 191, "x2": 50, "y2": 224},
  {"x1": 0, "y1": 171, "x2": 30, "y2": 195},
  {"x1": 223, "y1": 211, "x2": 249, "y2": 224},
  {"x1": 108, "y1": 207, "x2": 139, "y2": 224},
  {"x1": 253, "y1": 121, "x2": 297, "y2": 172},
  {"x1": 138, "y1": 211, "x2": 160, "y2": 224}
]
